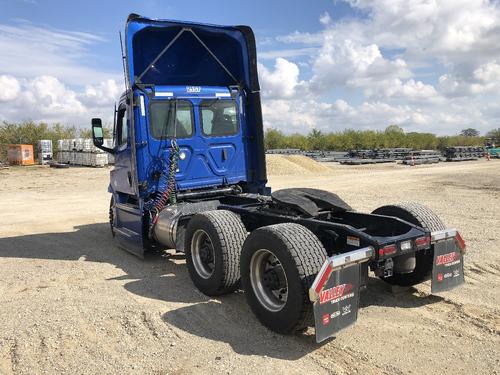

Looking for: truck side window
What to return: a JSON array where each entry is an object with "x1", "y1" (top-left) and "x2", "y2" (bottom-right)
[
  {"x1": 200, "y1": 100, "x2": 239, "y2": 137},
  {"x1": 117, "y1": 107, "x2": 128, "y2": 146}
]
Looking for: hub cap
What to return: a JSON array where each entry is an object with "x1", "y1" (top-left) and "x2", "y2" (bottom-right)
[
  {"x1": 249, "y1": 249, "x2": 288, "y2": 312},
  {"x1": 191, "y1": 229, "x2": 215, "y2": 279}
]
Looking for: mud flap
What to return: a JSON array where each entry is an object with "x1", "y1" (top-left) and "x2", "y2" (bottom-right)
[
  {"x1": 431, "y1": 236, "x2": 465, "y2": 293},
  {"x1": 313, "y1": 264, "x2": 361, "y2": 343},
  {"x1": 309, "y1": 247, "x2": 374, "y2": 343}
]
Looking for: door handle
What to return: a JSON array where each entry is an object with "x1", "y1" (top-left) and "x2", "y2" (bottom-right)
[{"x1": 127, "y1": 171, "x2": 132, "y2": 186}]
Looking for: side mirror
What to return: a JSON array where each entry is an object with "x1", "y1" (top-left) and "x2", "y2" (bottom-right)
[{"x1": 91, "y1": 118, "x2": 115, "y2": 154}]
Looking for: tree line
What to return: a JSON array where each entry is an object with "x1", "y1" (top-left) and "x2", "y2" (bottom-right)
[
  {"x1": 1, "y1": 121, "x2": 498, "y2": 161},
  {"x1": 265, "y1": 125, "x2": 500, "y2": 151}
]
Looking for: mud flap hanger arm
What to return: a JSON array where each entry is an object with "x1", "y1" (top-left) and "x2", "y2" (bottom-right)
[{"x1": 136, "y1": 27, "x2": 240, "y2": 86}]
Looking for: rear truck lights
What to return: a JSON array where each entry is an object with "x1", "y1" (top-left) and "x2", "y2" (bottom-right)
[
  {"x1": 400, "y1": 240, "x2": 412, "y2": 251},
  {"x1": 378, "y1": 244, "x2": 397, "y2": 257},
  {"x1": 415, "y1": 235, "x2": 431, "y2": 249}
]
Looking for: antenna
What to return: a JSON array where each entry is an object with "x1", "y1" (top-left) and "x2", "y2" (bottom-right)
[{"x1": 119, "y1": 31, "x2": 128, "y2": 91}]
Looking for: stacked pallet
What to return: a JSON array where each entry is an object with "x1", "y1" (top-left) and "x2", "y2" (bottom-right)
[
  {"x1": 340, "y1": 158, "x2": 394, "y2": 165},
  {"x1": 402, "y1": 150, "x2": 442, "y2": 165},
  {"x1": 56, "y1": 138, "x2": 113, "y2": 167},
  {"x1": 445, "y1": 146, "x2": 484, "y2": 161},
  {"x1": 266, "y1": 148, "x2": 302, "y2": 155},
  {"x1": 37, "y1": 140, "x2": 53, "y2": 165}
]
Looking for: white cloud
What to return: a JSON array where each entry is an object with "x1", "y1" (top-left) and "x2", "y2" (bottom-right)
[
  {"x1": 0, "y1": 75, "x2": 121, "y2": 125},
  {"x1": 81, "y1": 79, "x2": 123, "y2": 107},
  {"x1": 258, "y1": 47, "x2": 319, "y2": 60},
  {"x1": 363, "y1": 78, "x2": 439, "y2": 101},
  {"x1": 0, "y1": 21, "x2": 123, "y2": 127},
  {"x1": 319, "y1": 12, "x2": 332, "y2": 26},
  {"x1": 0, "y1": 75, "x2": 21, "y2": 102},
  {"x1": 258, "y1": 58, "x2": 301, "y2": 98},
  {"x1": 256, "y1": 0, "x2": 500, "y2": 134},
  {"x1": 309, "y1": 37, "x2": 411, "y2": 92}
]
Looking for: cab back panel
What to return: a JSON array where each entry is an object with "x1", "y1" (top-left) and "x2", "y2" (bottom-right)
[{"x1": 133, "y1": 89, "x2": 247, "y2": 194}]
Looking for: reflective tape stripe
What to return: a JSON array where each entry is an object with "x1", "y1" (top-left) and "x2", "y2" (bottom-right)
[{"x1": 155, "y1": 92, "x2": 174, "y2": 97}]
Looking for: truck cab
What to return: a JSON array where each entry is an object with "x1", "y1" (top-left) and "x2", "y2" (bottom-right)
[{"x1": 92, "y1": 14, "x2": 267, "y2": 256}]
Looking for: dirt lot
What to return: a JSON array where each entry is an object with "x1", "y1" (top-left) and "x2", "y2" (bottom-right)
[{"x1": 0, "y1": 159, "x2": 499, "y2": 374}]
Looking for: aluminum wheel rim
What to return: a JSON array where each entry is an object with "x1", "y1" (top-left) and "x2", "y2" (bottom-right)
[
  {"x1": 191, "y1": 229, "x2": 215, "y2": 279},
  {"x1": 249, "y1": 249, "x2": 288, "y2": 312}
]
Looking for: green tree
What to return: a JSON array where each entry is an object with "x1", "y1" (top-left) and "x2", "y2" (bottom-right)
[
  {"x1": 460, "y1": 128, "x2": 480, "y2": 137},
  {"x1": 307, "y1": 129, "x2": 327, "y2": 150},
  {"x1": 264, "y1": 128, "x2": 285, "y2": 150},
  {"x1": 486, "y1": 128, "x2": 500, "y2": 145}
]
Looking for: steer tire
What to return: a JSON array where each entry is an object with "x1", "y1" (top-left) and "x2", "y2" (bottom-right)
[
  {"x1": 372, "y1": 201, "x2": 446, "y2": 286},
  {"x1": 185, "y1": 210, "x2": 247, "y2": 296},
  {"x1": 240, "y1": 223, "x2": 327, "y2": 334}
]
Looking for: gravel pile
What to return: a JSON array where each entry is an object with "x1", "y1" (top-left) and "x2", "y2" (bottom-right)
[{"x1": 266, "y1": 155, "x2": 331, "y2": 176}]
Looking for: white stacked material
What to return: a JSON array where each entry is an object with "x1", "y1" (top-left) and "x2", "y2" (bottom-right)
[
  {"x1": 82, "y1": 138, "x2": 94, "y2": 152},
  {"x1": 37, "y1": 140, "x2": 52, "y2": 153},
  {"x1": 73, "y1": 152, "x2": 82, "y2": 165},
  {"x1": 74, "y1": 138, "x2": 84, "y2": 151},
  {"x1": 56, "y1": 138, "x2": 113, "y2": 166},
  {"x1": 62, "y1": 139, "x2": 70, "y2": 151},
  {"x1": 90, "y1": 153, "x2": 108, "y2": 167},
  {"x1": 37, "y1": 140, "x2": 53, "y2": 164}
]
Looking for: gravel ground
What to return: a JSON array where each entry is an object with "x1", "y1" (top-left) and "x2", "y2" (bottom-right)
[{"x1": 0, "y1": 159, "x2": 499, "y2": 374}]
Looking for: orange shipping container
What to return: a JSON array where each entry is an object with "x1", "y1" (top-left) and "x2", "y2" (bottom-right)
[{"x1": 7, "y1": 144, "x2": 35, "y2": 166}]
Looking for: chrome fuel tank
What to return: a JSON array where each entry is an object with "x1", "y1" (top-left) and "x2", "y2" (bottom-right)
[{"x1": 153, "y1": 200, "x2": 220, "y2": 250}]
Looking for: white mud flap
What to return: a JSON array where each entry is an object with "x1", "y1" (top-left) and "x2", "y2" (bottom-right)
[
  {"x1": 309, "y1": 247, "x2": 374, "y2": 343},
  {"x1": 431, "y1": 229, "x2": 466, "y2": 294}
]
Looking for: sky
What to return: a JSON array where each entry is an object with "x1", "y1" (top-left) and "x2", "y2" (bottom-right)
[{"x1": 1, "y1": 0, "x2": 499, "y2": 135}]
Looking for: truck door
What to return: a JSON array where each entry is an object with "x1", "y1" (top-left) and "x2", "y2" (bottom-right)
[
  {"x1": 110, "y1": 102, "x2": 145, "y2": 257},
  {"x1": 110, "y1": 104, "x2": 135, "y2": 195}
]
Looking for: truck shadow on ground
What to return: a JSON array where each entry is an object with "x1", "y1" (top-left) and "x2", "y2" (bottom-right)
[{"x1": 0, "y1": 222, "x2": 443, "y2": 359}]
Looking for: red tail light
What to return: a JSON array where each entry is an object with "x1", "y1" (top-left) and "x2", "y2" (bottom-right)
[
  {"x1": 378, "y1": 244, "x2": 397, "y2": 257},
  {"x1": 415, "y1": 235, "x2": 431, "y2": 248}
]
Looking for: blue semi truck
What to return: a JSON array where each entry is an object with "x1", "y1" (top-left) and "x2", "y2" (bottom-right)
[{"x1": 91, "y1": 14, "x2": 466, "y2": 343}]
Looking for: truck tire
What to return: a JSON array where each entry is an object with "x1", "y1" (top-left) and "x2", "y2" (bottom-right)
[
  {"x1": 185, "y1": 210, "x2": 247, "y2": 296},
  {"x1": 372, "y1": 201, "x2": 445, "y2": 286},
  {"x1": 240, "y1": 223, "x2": 327, "y2": 334}
]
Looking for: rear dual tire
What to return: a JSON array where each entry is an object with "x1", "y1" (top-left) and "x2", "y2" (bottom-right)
[
  {"x1": 185, "y1": 214, "x2": 327, "y2": 334},
  {"x1": 241, "y1": 223, "x2": 327, "y2": 333}
]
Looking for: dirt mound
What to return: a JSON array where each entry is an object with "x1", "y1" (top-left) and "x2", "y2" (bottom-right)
[{"x1": 266, "y1": 154, "x2": 331, "y2": 176}]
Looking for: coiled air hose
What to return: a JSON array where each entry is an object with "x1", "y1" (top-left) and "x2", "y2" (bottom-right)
[{"x1": 148, "y1": 139, "x2": 180, "y2": 238}]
